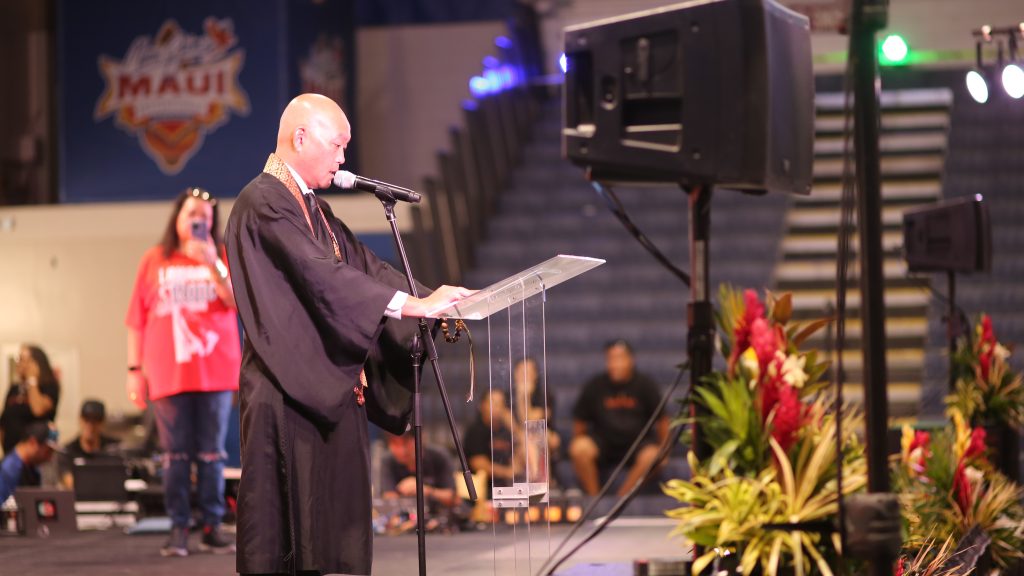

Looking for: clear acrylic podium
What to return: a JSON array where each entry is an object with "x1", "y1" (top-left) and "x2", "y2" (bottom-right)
[{"x1": 430, "y1": 254, "x2": 604, "y2": 575}]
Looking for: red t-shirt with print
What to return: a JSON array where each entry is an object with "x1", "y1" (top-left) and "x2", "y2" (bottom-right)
[{"x1": 125, "y1": 246, "x2": 241, "y2": 401}]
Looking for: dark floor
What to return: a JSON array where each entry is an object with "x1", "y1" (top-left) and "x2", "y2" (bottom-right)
[{"x1": 0, "y1": 518, "x2": 688, "y2": 576}]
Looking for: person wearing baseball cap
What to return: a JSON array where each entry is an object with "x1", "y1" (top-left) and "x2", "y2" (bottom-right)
[
  {"x1": 58, "y1": 399, "x2": 121, "y2": 489},
  {"x1": 0, "y1": 420, "x2": 58, "y2": 503}
]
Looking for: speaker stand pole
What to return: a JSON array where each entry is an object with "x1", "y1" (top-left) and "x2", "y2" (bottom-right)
[
  {"x1": 850, "y1": 1, "x2": 895, "y2": 574},
  {"x1": 684, "y1": 184, "x2": 715, "y2": 574},
  {"x1": 379, "y1": 198, "x2": 479, "y2": 576},
  {"x1": 947, "y1": 270, "x2": 957, "y2": 391},
  {"x1": 687, "y1": 184, "x2": 714, "y2": 462}
]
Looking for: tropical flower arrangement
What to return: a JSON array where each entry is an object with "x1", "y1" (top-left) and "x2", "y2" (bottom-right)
[
  {"x1": 893, "y1": 408, "x2": 1024, "y2": 571},
  {"x1": 663, "y1": 286, "x2": 867, "y2": 576},
  {"x1": 945, "y1": 314, "x2": 1024, "y2": 428}
]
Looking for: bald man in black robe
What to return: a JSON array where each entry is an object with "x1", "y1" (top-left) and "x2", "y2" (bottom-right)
[{"x1": 226, "y1": 93, "x2": 471, "y2": 576}]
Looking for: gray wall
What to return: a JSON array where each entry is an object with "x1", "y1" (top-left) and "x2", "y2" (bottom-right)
[{"x1": 356, "y1": 21, "x2": 505, "y2": 191}]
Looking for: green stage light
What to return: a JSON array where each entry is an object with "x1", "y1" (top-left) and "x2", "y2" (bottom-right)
[{"x1": 880, "y1": 34, "x2": 909, "y2": 65}]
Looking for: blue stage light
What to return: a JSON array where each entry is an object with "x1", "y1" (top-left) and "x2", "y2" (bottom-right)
[
  {"x1": 484, "y1": 69, "x2": 502, "y2": 92},
  {"x1": 469, "y1": 75, "x2": 490, "y2": 98},
  {"x1": 559, "y1": 52, "x2": 567, "y2": 74}
]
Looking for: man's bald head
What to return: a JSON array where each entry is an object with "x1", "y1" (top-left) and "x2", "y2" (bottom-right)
[{"x1": 275, "y1": 93, "x2": 351, "y2": 190}]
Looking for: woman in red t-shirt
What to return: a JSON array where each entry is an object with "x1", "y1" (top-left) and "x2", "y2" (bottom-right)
[{"x1": 125, "y1": 187, "x2": 240, "y2": 557}]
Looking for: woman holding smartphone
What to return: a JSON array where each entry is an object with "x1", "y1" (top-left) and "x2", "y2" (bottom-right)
[
  {"x1": 1, "y1": 345, "x2": 60, "y2": 460},
  {"x1": 125, "y1": 187, "x2": 240, "y2": 557}
]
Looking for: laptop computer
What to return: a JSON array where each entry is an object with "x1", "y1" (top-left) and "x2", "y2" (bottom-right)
[
  {"x1": 13, "y1": 488, "x2": 77, "y2": 537},
  {"x1": 71, "y1": 461, "x2": 129, "y2": 502}
]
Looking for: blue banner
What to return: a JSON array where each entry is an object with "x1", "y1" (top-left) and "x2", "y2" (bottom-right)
[{"x1": 58, "y1": 0, "x2": 355, "y2": 203}]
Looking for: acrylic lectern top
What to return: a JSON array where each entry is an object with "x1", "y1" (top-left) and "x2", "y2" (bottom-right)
[{"x1": 427, "y1": 254, "x2": 605, "y2": 320}]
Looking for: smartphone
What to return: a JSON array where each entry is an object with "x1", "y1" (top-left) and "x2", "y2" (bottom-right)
[{"x1": 190, "y1": 220, "x2": 209, "y2": 241}]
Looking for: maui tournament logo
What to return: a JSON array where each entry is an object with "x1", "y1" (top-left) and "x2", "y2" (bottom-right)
[{"x1": 94, "y1": 18, "x2": 250, "y2": 175}]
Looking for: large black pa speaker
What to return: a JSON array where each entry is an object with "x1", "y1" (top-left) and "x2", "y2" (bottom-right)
[
  {"x1": 903, "y1": 195, "x2": 992, "y2": 274},
  {"x1": 562, "y1": 0, "x2": 813, "y2": 195}
]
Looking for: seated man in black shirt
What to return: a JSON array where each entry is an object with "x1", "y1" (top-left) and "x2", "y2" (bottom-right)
[
  {"x1": 462, "y1": 388, "x2": 516, "y2": 486},
  {"x1": 58, "y1": 399, "x2": 120, "y2": 489},
  {"x1": 380, "y1": 432, "x2": 458, "y2": 532},
  {"x1": 570, "y1": 340, "x2": 668, "y2": 496}
]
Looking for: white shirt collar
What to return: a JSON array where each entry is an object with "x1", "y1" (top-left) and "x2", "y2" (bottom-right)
[{"x1": 283, "y1": 162, "x2": 315, "y2": 196}]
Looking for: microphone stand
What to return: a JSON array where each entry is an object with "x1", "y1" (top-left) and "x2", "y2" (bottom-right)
[{"x1": 379, "y1": 197, "x2": 478, "y2": 576}]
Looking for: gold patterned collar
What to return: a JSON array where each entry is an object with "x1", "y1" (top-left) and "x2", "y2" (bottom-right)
[
  {"x1": 263, "y1": 153, "x2": 315, "y2": 233},
  {"x1": 262, "y1": 153, "x2": 341, "y2": 260}
]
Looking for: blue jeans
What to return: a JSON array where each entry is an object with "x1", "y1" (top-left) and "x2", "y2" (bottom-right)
[{"x1": 152, "y1": 391, "x2": 233, "y2": 529}]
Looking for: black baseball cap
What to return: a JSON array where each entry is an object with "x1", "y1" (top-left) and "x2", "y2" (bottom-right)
[{"x1": 80, "y1": 399, "x2": 106, "y2": 422}]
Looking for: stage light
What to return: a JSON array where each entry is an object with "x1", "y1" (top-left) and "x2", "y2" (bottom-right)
[
  {"x1": 528, "y1": 506, "x2": 541, "y2": 522},
  {"x1": 546, "y1": 505, "x2": 563, "y2": 523},
  {"x1": 880, "y1": 34, "x2": 909, "y2": 65},
  {"x1": 966, "y1": 70, "x2": 990, "y2": 103},
  {"x1": 494, "y1": 35, "x2": 513, "y2": 49},
  {"x1": 1002, "y1": 63, "x2": 1024, "y2": 99},
  {"x1": 469, "y1": 75, "x2": 490, "y2": 97},
  {"x1": 566, "y1": 503, "x2": 582, "y2": 523},
  {"x1": 558, "y1": 52, "x2": 567, "y2": 74},
  {"x1": 484, "y1": 69, "x2": 502, "y2": 92},
  {"x1": 482, "y1": 55, "x2": 500, "y2": 69}
]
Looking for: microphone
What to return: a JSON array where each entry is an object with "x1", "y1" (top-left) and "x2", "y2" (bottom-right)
[{"x1": 333, "y1": 171, "x2": 422, "y2": 204}]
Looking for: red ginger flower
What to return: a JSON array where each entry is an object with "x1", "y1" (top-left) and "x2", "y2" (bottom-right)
[
  {"x1": 750, "y1": 318, "x2": 778, "y2": 375},
  {"x1": 964, "y1": 427, "x2": 987, "y2": 461},
  {"x1": 909, "y1": 430, "x2": 930, "y2": 454},
  {"x1": 978, "y1": 314, "x2": 996, "y2": 381},
  {"x1": 953, "y1": 460, "x2": 973, "y2": 515},
  {"x1": 760, "y1": 369, "x2": 782, "y2": 423},
  {"x1": 729, "y1": 289, "x2": 766, "y2": 376},
  {"x1": 759, "y1": 354, "x2": 803, "y2": 452},
  {"x1": 981, "y1": 314, "x2": 995, "y2": 345},
  {"x1": 770, "y1": 383, "x2": 803, "y2": 451},
  {"x1": 908, "y1": 430, "x2": 931, "y2": 470}
]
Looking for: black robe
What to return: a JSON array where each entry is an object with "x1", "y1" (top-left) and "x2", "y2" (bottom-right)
[{"x1": 226, "y1": 171, "x2": 424, "y2": 575}]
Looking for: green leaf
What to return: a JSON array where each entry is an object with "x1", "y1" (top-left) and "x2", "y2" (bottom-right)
[
  {"x1": 709, "y1": 439, "x2": 742, "y2": 476},
  {"x1": 691, "y1": 551, "x2": 717, "y2": 576}
]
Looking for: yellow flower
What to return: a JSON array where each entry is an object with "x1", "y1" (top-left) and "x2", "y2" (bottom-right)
[
  {"x1": 741, "y1": 347, "x2": 760, "y2": 388},
  {"x1": 951, "y1": 408, "x2": 971, "y2": 461},
  {"x1": 900, "y1": 424, "x2": 914, "y2": 462}
]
